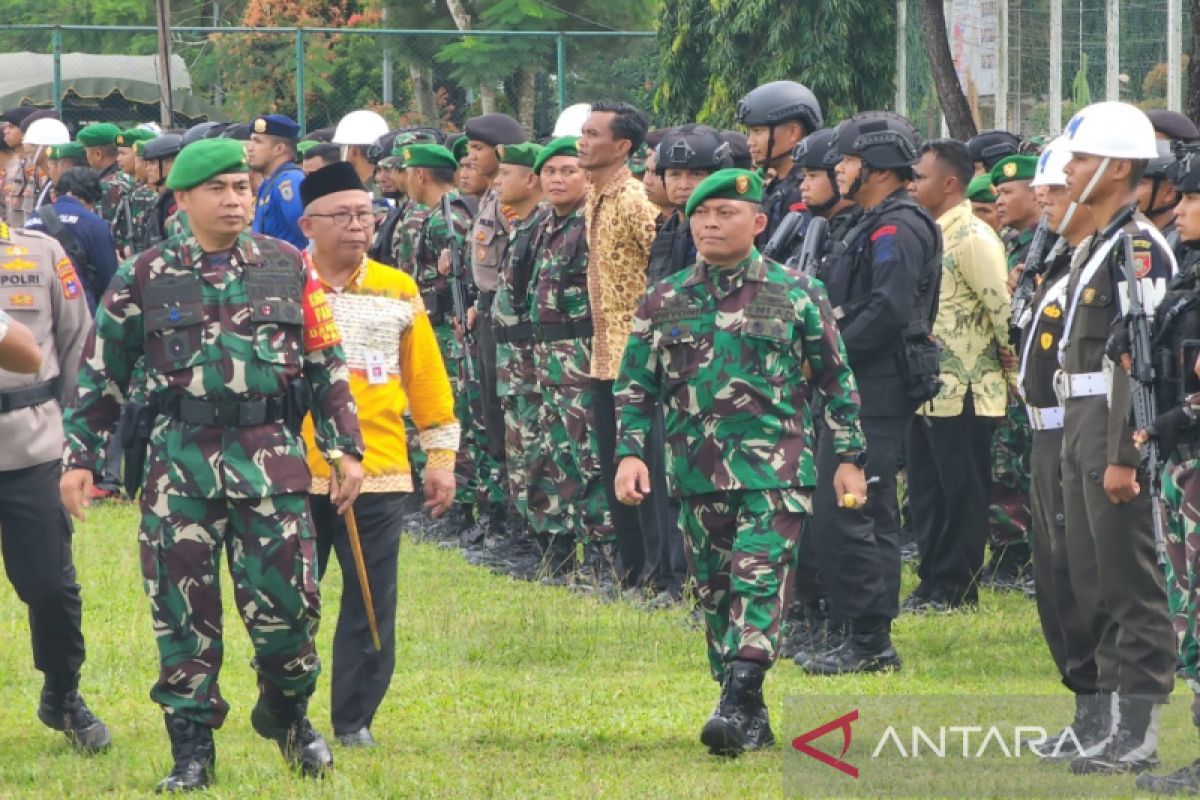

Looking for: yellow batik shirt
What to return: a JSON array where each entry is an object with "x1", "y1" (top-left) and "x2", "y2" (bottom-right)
[
  {"x1": 923, "y1": 200, "x2": 1013, "y2": 418},
  {"x1": 302, "y1": 257, "x2": 459, "y2": 493}
]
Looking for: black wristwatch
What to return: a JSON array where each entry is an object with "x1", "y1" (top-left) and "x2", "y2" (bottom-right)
[{"x1": 837, "y1": 450, "x2": 868, "y2": 468}]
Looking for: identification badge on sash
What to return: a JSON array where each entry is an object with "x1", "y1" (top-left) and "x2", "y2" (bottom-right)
[{"x1": 365, "y1": 350, "x2": 389, "y2": 384}]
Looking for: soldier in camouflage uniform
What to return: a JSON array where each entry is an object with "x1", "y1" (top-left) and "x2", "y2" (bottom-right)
[
  {"x1": 133, "y1": 134, "x2": 185, "y2": 253},
  {"x1": 60, "y1": 140, "x2": 365, "y2": 792},
  {"x1": 984, "y1": 154, "x2": 1039, "y2": 589},
  {"x1": 526, "y1": 137, "x2": 612, "y2": 567},
  {"x1": 77, "y1": 123, "x2": 135, "y2": 255},
  {"x1": 614, "y1": 169, "x2": 866, "y2": 756},
  {"x1": 490, "y1": 142, "x2": 546, "y2": 536},
  {"x1": 117, "y1": 129, "x2": 159, "y2": 257},
  {"x1": 396, "y1": 143, "x2": 477, "y2": 512}
]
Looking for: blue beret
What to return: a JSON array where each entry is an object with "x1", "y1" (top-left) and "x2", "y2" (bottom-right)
[{"x1": 252, "y1": 114, "x2": 300, "y2": 141}]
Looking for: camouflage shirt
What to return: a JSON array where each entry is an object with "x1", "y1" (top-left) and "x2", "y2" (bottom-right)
[
  {"x1": 1003, "y1": 226, "x2": 1034, "y2": 271},
  {"x1": 529, "y1": 203, "x2": 591, "y2": 387},
  {"x1": 126, "y1": 184, "x2": 159, "y2": 255},
  {"x1": 96, "y1": 162, "x2": 135, "y2": 253},
  {"x1": 614, "y1": 250, "x2": 865, "y2": 497},
  {"x1": 63, "y1": 230, "x2": 363, "y2": 499},
  {"x1": 409, "y1": 190, "x2": 473, "y2": 325},
  {"x1": 493, "y1": 207, "x2": 549, "y2": 398},
  {"x1": 391, "y1": 201, "x2": 431, "y2": 276}
]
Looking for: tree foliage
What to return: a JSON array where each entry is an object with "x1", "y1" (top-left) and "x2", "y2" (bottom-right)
[{"x1": 654, "y1": 0, "x2": 896, "y2": 128}]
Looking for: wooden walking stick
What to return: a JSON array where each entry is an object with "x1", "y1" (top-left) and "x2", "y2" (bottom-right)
[{"x1": 334, "y1": 459, "x2": 381, "y2": 651}]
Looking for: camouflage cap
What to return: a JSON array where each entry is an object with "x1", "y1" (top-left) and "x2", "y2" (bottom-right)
[
  {"x1": 76, "y1": 122, "x2": 123, "y2": 147},
  {"x1": 685, "y1": 168, "x2": 764, "y2": 217},
  {"x1": 166, "y1": 138, "x2": 249, "y2": 190},
  {"x1": 497, "y1": 142, "x2": 541, "y2": 169},
  {"x1": 990, "y1": 154, "x2": 1038, "y2": 187},
  {"x1": 533, "y1": 136, "x2": 578, "y2": 175},
  {"x1": 967, "y1": 173, "x2": 997, "y2": 203}
]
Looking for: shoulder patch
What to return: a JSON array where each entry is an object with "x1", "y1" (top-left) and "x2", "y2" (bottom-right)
[
  {"x1": 1134, "y1": 251, "x2": 1152, "y2": 278},
  {"x1": 871, "y1": 224, "x2": 898, "y2": 242},
  {"x1": 279, "y1": 180, "x2": 293, "y2": 202},
  {"x1": 55, "y1": 257, "x2": 80, "y2": 299}
]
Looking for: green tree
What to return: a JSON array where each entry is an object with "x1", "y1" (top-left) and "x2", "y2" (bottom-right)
[{"x1": 654, "y1": 0, "x2": 896, "y2": 128}]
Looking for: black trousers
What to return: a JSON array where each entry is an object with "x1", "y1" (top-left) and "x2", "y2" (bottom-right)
[
  {"x1": 593, "y1": 378, "x2": 646, "y2": 587},
  {"x1": 638, "y1": 402, "x2": 688, "y2": 594},
  {"x1": 0, "y1": 460, "x2": 85, "y2": 676},
  {"x1": 1029, "y1": 427, "x2": 1099, "y2": 694},
  {"x1": 907, "y1": 394, "x2": 993, "y2": 605},
  {"x1": 809, "y1": 413, "x2": 909, "y2": 623},
  {"x1": 312, "y1": 491, "x2": 406, "y2": 736},
  {"x1": 476, "y1": 307, "x2": 507, "y2": 462}
]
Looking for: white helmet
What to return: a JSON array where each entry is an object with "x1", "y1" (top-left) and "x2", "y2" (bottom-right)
[
  {"x1": 332, "y1": 110, "x2": 389, "y2": 146},
  {"x1": 1063, "y1": 102, "x2": 1159, "y2": 160},
  {"x1": 24, "y1": 118, "x2": 70, "y2": 147},
  {"x1": 136, "y1": 122, "x2": 162, "y2": 136},
  {"x1": 552, "y1": 103, "x2": 591, "y2": 138},
  {"x1": 1029, "y1": 136, "x2": 1071, "y2": 188}
]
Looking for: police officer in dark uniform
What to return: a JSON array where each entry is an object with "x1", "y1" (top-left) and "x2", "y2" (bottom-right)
[
  {"x1": 134, "y1": 133, "x2": 184, "y2": 252},
  {"x1": 781, "y1": 126, "x2": 861, "y2": 662},
  {"x1": 248, "y1": 114, "x2": 306, "y2": 250},
  {"x1": 966, "y1": 129, "x2": 1022, "y2": 176},
  {"x1": 1142, "y1": 110, "x2": 1200, "y2": 274},
  {"x1": 799, "y1": 111, "x2": 941, "y2": 675},
  {"x1": 734, "y1": 80, "x2": 822, "y2": 248}
]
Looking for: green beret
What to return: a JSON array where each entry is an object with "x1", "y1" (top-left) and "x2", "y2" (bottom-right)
[
  {"x1": 76, "y1": 122, "x2": 123, "y2": 147},
  {"x1": 296, "y1": 140, "x2": 318, "y2": 157},
  {"x1": 967, "y1": 174, "x2": 997, "y2": 203},
  {"x1": 401, "y1": 144, "x2": 458, "y2": 171},
  {"x1": 533, "y1": 136, "x2": 579, "y2": 175},
  {"x1": 627, "y1": 142, "x2": 650, "y2": 175},
  {"x1": 450, "y1": 135, "x2": 468, "y2": 164},
  {"x1": 685, "y1": 168, "x2": 764, "y2": 217},
  {"x1": 990, "y1": 154, "x2": 1037, "y2": 186},
  {"x1": 116, "y1": 128, "x2": 156, "y2": 148},
  {"x1": 497, "y1": 142, "x2": 541, "y2": 169},
  {"x1": 49, "y1": 142, "x2": 86, "y2": 161},
  {"x1": 166, "y1": 138, "x2": 249, "y2": 191}
]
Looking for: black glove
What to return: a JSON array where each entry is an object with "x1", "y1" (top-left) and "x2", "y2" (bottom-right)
[
  {"x1": 1105, "y1": 325, "x2": 1132, "y2": 365},
  {"x1": 1147, "y1": 405, "x2": 1196, "y2": 456}
]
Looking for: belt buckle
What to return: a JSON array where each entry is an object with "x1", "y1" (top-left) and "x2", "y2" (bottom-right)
[{"x1": 213, "y1": 402, "x2": 239, "y2": 427}]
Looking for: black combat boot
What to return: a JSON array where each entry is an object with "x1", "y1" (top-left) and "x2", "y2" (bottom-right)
[
  {"x1": 982, "y1": 543, "x2": 1032, "y2": 591},
  {"x1": 1029, "y1": 692, "x2": 1113, "y2": 761},
  {"x1": 1136, "y1": 714, "x2": 1200, "y2": 795},
  {"x1": 802, "y1": 617, "x2": 902, "y2": 676},
  {"x1": 250, "y1": 685, "x2": 333, "y2": 777},
  {"x1": 155, "y1": 715, "x2": 215, "y2": 793},
  {"x1": 37, "y1": 672, "x2": 111, "y2": 753},
  {"x1": 700, "y1": 660, "x2": 775, "y2": 756},
  {"x1": 1070, "y1": 695, "x2": 1161, "y2": 775},
  {"x1": 779, "y1": 602, "x2": 825, "y2": 661}
]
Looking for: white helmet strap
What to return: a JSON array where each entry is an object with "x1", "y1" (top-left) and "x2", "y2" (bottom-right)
[
  {"x1": 1055, "y1": 201, "x2": 1078, "y2": 236},
  {"x1": 1076, "y1": 156, "x2": 1110, "y2": 206}
]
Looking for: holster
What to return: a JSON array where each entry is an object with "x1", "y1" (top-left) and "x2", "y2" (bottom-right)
[{"x1": 118, "y1": 399, "x2": 158, "y2": 498}]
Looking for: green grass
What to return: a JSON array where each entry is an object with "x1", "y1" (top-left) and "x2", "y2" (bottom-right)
[{"x1": 0, "y1": 501, "x2": 1190, "y2": 798}]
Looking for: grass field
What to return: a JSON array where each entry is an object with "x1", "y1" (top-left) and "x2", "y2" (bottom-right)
[{"x1": 0, "y1": 500, "x2": 1192, "y2": 798}]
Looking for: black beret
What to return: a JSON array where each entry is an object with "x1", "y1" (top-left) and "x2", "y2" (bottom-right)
[
  {"x1": 1146, "y1": 110, "x2": 1200, "y2": 142},
  {"x1": 464, "y1": 113, "x2": 526, "y2": 147},
  {"x1": 2, "y1": 107, "x2": 37, "y2": 127},
  {"x1": 19, "y1": 109, "x2": 59, "y2": 133},
  {"x1": 300, "y1": 161, "x2": 366, "y2": 208},
  {"x1": 221, "y1": 122, "x2": 252, "y2": 141}
]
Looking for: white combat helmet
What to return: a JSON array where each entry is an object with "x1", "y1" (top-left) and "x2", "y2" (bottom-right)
[
  {"x1": 552, "y1": 103, "x2": 591, "y2": 138},
  {"x1": 1062, "y1": 102, "x2": 1159, "y2": 160},
  {"x1": 1029, "y1": 136, "x2": 1071, "y2": 188},
  {"x1": 23, "y1": 117, "x2": 70, "y2": 147},
  {"x1": 332, "y1": 109, "x2": 389, "y2": 146}
]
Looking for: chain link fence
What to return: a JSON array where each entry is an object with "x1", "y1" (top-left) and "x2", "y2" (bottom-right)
[
  {"x1": 0, "y1": 25, "x2": 656, "y2": 135},
  {"x1": 899, "y1": 0, "x2": 1188, "y2": 139}
]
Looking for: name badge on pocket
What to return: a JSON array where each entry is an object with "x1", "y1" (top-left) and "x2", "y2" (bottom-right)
[{"x1": 365, "y1": 350, "x2": 389, "y2": 385}]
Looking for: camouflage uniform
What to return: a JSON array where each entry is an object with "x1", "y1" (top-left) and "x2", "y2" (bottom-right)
[
  {"x1": 96, "y1": 163, "x2": 135, "y2": 255},
  {"x1": 62, "y1": 230, "x2": 362, "y2": 727},
  {"x1": 126, "y1": 184, "x2": 159, "y2": 256},
  {"x1": 614, "y1": 251, "x2": 865, "y2": 679},
  {"x1": 493, "y1": 208, "x2": 548, "y2": 528},
  {"x1": 1161, "y1": 452, "x2": 1200, "y2": 707},
  {"x1": 989, "y1": 228, "x2": 1035, "y2": 555},
  {"x1": 528, "y1": 203, "x2": 611, "y2": 545},
  {"x1": 403, "y1": 190, "x2": 474, "y2": 502}
]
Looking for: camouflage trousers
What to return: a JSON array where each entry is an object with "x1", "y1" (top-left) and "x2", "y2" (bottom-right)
[
  {"x1": 404, "y1": 322, "x2": 478, "y2": 505},
  {"x1": 1162, "y1": 455, "x2": 1200, "y2": 704},
  {"x1": 989, "y1": 391, "x2": 1032, "y2": 548},
  {"x1": 527, "y1": 381, "x2": 614, "y2": 544},
  {"x1": 501, "y1": 391, "x2": 541, "y2": 528},
  {"x1": 680, "y1": 488, "x2": 810, "y2": 682},
  {"x1": 138, "y1": 489, "x2": 321, "y2": 728}
]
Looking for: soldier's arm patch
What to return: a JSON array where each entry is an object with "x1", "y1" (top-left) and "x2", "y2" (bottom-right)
[
  {"x1": 279, "y1": 180, "x2": 293, "y2": 202},
  {"x1": 302, "y1": 273, "x2": 342, "y2": 352},
  {"x1": 870, "y1": 224, "x2": 897, "y2": 242}
]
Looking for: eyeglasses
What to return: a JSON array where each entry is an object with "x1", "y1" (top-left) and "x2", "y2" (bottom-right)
[{"x1": 307, "y1": 211, "x2": 374, "y2": 228}]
